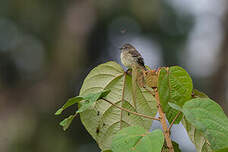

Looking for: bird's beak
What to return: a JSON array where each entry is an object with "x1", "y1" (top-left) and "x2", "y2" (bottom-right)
[{"x1": 119, "y1": 47, "x2": 123, "y2": 50}]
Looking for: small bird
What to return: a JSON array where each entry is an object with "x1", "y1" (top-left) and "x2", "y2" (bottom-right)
[
  {"x1": 120, "y1": 43, "x2": 146, "y2": 70},
  {"x1": 120, "y1": 43, "x2": 147, "y2": 93}
]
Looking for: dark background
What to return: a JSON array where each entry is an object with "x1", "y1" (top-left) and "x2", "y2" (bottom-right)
[{"x1": 0, "y1": 0, "x2": 228, "y2": 152}]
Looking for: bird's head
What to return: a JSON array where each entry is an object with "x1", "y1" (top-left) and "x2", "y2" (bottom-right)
[{"x1": 120, "y1": 43, "x2": 135, "y2": 52}]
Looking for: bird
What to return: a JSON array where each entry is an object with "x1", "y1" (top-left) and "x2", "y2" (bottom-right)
[
  {"x1": 120, "y1": 43, "x2": 147, "y2": 91},
  {"x1": 120, "y1": 43, "x2": 146, "y2": 70}
]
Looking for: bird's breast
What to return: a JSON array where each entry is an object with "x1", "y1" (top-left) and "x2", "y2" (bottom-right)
[{"x1": 121, "y1": 51, "x2": 136, "y2": 68}]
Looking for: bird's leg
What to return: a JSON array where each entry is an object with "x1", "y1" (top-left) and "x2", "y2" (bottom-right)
[{"x1": 126, "y1": 68, "x2": 132, "y2": 75}]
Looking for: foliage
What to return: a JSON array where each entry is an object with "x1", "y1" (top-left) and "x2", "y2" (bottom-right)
[
  {"x1": 55, "y1": 89, "x2": 111, "y2": 130},
  {"x1": 182, "y1": 117, "x2": 213, "y2": 152},
  {"x1": 111, "y1": 126, "x2": 164, "y2": 152},
  {"x1": 78, "y1": 61, "x2": 157, "y2": 150},
  {"x1": 158, "y1": 66, "x2": 193, "y2": 124},
  {"x1": 55, "y1": 61, "x2": 228, "y2": 152},
  {"x1": 162, "y1": 141, "x2": 181, "y2": 152},
  {"x1": 171, "y1": 98, "x2": 228, "y2": 151}
]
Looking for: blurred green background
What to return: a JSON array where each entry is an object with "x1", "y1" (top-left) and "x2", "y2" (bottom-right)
[{"x1": 0, "y1": 0, "x2": 228, "y2": 152}]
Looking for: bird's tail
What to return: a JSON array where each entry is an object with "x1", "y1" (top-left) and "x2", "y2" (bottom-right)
[{"x1": 143, "y1": 65, "x2": 147, "y2": 71}]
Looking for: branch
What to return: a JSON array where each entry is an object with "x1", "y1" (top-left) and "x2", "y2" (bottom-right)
[
  {"x1": 132, "y1": 66, "x2": 138, "y2": 109},
  {"x1": 145, "y1": 87, "x2": 174, "y2": 152},
  {"x1": 101, "y1": 98, "x2": 160, "y2": 121},
  {"x1": 154, "y1": 91, "x2": 174, "y2": 152},
  {"x1": 168, "y1": 112, "x2": 181, "y2": 132}
]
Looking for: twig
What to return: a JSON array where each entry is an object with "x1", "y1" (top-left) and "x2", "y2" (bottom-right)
[
  {"x1": 120, "y1": 72, "x2": 127, "y2": 129},
  {"x1": 132, "y1": 66, "x2": 138, "y2": 109},
  {"x1": 145, "y1": 86, "x2": 174, "y2": 152},
  {"x1": 168, "y1": 112, "x2": 181, "y2": 132},
  {"x1": 101, "y1": 98, "x2": 160, "y2": 121},
  {"x1": 154, "y1": 91, "x2": 174, "y2": 152},
  {"x1": 155, "y1": 91, "x2": 174, "y2": 152}
]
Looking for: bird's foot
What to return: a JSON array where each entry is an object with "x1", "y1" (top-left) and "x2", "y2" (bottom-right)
[{"x1": 125, "y1": 69, "x2": 132, "y2": 75}]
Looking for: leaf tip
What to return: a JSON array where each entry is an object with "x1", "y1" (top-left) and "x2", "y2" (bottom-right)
[
  {"x1": 59, "y1": 115, "x2": 76, "y2": 131},
  {"x1": 55, "y1": 108, "x2": 63, "y2": 115}
]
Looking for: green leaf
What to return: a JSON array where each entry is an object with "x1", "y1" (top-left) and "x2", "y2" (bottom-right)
[
  {"x1": 161, "y1": 141, "x2": 181, "y2": 152},
  {"x1": 214, "y1": 148, "x2": 228, "y2": 152},
  {"x1": 55, "y1": 90, "x2": 110, "y2": 115},
  {"x1": 182, "y1": 98, "x2": 228, "y2": 151},
  {"x1": 192, "y1": 89, "x2": 208, "y2": 98},
  {"x1": 182, "y1": 117, "x2": 213, "y2": 152},
  {"x1": 77, "y1": 89, "x2": 111, "y2": 114},
  {"x1": 158, "y1": 67, "x2": 169, "y2": 112},
  {"x1": 59, "y1": 114, "x2": 76, "y2": 131},
  {"x1": 111, "y1": 126, "x2": 164, "y2": 152},
  {"x1": 168, "y1": 102, "x2": 182, "y2": 112},
  {"x1": 55, "y1": 96, "x2": 84, "y2": 115},
  {"x1": 158, "y1": 66, "x2": 193, "y2": 124},
  {"x1": 168, "y1": 66, "x2": 193, "y2": 106},
  {"x1": 172, "y1": 141, "x2": 181, "y2": 152},
  {"x1": 76, "y1": 100, "x2": 94, "y2": 113},
  {"x1": 79, "y1": 61, "x2": 157, "y2": 150},
  {"x1": 84, "y1": 89, "x2": 111, "y2": 102},
  {"x1": 56, "y1": 89, "x2": 111, "y2": 131}
]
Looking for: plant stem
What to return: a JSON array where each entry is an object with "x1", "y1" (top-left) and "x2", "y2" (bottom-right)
[
  {"x1": 101, "y1": 98, "x2": 160, "y2": 121},
  {"x1": 154, "y1": 90, "x2": 174, "y2": 152},
  {"x1": 120, "y1": 72, "x2": 127, "y2": 129},
  {"x1": 168, "y1": 112, "x2": 181, "y2": 132},
  {"x1": 132, "y1": 66, "x2": 138, "y2": 109}
]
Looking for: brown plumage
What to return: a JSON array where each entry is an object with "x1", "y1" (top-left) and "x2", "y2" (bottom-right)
[
  {"x1": 120, "y1": 43, "x2": 147, "y2": 89},
  {"x1": 120, "y1": 43, "x2": 146, "y2": 70}
]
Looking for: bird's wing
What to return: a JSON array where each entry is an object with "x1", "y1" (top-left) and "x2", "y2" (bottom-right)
[
  {"x1": 128, "y1": 50, "x2": 145, "y2": 67},
  {"x1": 137, "y1": 56, "x2": 145, "y2": 67},
  {"x1": 128, "y1": 50, "x2": 142, "y2": 57}
]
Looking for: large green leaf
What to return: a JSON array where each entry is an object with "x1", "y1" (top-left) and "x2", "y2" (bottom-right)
[
  {"x1": 181, "y1": 98, "x2": 228, "y2": 151},
  {"x1": 79, "y1": 61, "x2": 157, "y2": 151},
  {"x1": 158, "y1": 66, "x2": 193, "y2": 124},
  {"x1": 182, "y1": 117, "x2": 212, "y2": 152},
  {"x1": 158, "y1": 67, "x2": 169, "y2": 112},
  {"x1": 215, "y1": 148, "x2": 228, "y2": 152},
  {"x1": 168, "y1": 66, "x2": 193, "y2": 106},
  {"x1": 111, "y1": 126, "x2": 164, "y2": 152},
  {"x1": 181, "y1": 91, "x2": 211, "y2": 152}
]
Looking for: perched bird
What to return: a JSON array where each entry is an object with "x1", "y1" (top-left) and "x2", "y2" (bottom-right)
[
  {"x1": 120, "y1": 43, "x2": 158, "y2": 89},
  {"x1": 120, "y1": 43, "x2": 146, "y2": 70},
  {"x1": 120, "y1": 43, "x2": 147, "y2": 93}
]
